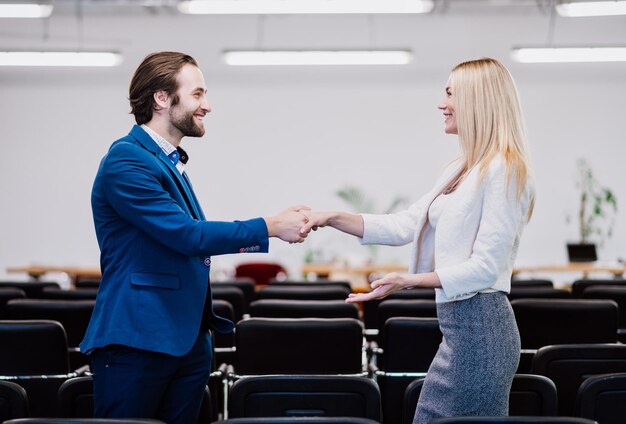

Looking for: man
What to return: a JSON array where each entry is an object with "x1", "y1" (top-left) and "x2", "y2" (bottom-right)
[{"x1": 80, "y1": 51, "x2": 309, "y2": 423}]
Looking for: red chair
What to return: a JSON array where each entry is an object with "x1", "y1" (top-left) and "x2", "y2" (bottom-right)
[{"x1": 234, "y1": 262, "x2": 286, "y2": 286}]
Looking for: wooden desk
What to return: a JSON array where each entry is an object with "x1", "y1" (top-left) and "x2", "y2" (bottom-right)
[
  {"x1": 6, "y1": 265, "x2": 101, "y2": 280},
  {"x1": 512, "y1": 263, "x2": 625, "y2": 278},
  {"x1": 301, "y1": 263, "x2": 408, "y2": 280}
]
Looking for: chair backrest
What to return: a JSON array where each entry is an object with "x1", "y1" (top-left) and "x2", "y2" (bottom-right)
[
  {"x1": 234, "y1": 318, "x2": 364, "y2": 375},
  {"x1": 0, "y1": 320, "x2": 69, "y2": 375},
  {"x1": 0, "y1": 288, "x2": 26, "y2": 318},
  {"x1": 428, "y1": 417, "x2": 598, "y2": 424},
  {"x1": 256, "y1": 286, "x2": 350, "y2": 301},
  {"x1": 0, "y1": 381, "x2": 29, "y2": 422},
  {"x1": 402, "y1": 374, "x2": 558, "y2": 424},
  {"x1": 510, "y1": 279, "x2": 554, "y2": 288},
  {"x1": 507, "y1": 288, "x2": 572, "y2": 301},
  {"x1": 73, "y1": 278, "x2": 101, "y2": 289},
  {"x1": 57, "y1": 376, "x2": 213, "y2": 424},
  {"x1": 268, "y1": 281, "x2": 353, "y2": 291},
  {"x1": 213, "y1": 418, "x2": 380, "y2": 424},
  {"x1": 571, "y1": 279, "x2": 625, "y2": 298},
  {"x1": 248, "y1": 299, "x2": 359, "y2": 319},
  {"x1": 531, "y1": 343, "x2": 626, "y2": 416},
  {"x1": 581, "y1": 286, "x2": 626, "y2": 329},
  {"x1": 227, "y1": 375, "x2": 381, "y2": 421},
  {"x1": 0, "y1": 282, "x2": 61, "y2": 298},
  {"x1": 576, "y1": 372, "x2": 626, "y2": 424},
  {"x1": 235, "y1": 263, "x2": 286, "y2": 286},
  {"x1": 212, "y1": 286, "x2": 247, "y2": 321},
  {"x1": 511, "y1": 299, "x2": 618, "y2": 349},
  {"x1": 4, "y1": 299, "x2": 95, "y2": 348},
  {"x1": 378, "y1": 317, "x2": 442, "y2": 424},
  {"x1": 213, "y1": 279, "x2": 257, "y2": 306},
  {"x1": 4, "y1": 419, "x2": 167, "y2": 423},
  {"x1": 361, "y1": 288, "x2": 435, "y2": 330},
  {"x1": 377, "y1": 299, "x2": 437, "y2": 331},
  {"x1": 37, "y1": 287, "x2": 99, "y2": 300}
]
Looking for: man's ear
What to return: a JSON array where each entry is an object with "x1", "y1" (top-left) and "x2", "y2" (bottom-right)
[{"x1": 153, "y1": 90, "x2": 170, "y2": 111}]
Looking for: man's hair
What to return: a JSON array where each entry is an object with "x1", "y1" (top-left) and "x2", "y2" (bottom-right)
[{"x1": 129, "y1": 51, "x2": 198, "y2": 125}]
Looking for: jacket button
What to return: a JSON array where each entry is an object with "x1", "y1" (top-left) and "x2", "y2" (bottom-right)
[{"x1": 203, "y1": 257, "x2": 211, "y2": 266}]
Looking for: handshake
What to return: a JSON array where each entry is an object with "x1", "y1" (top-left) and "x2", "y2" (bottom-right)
[{"x1": 264, "y1": 205, "x2": 330, "y2": 244}]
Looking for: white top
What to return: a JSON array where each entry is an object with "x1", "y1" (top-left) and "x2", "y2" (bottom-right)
[{"x1": 359, "y1": 156, "x2": 533, "y2": 303}]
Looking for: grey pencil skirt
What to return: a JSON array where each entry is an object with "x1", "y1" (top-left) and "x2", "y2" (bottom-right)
[{"x1": 413, "y1": 291, "x2": 520, "y2": 424}]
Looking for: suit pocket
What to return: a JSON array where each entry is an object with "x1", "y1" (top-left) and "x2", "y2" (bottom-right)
[{"x1": 130, "y1": 272, "x2": 180, "y2": 290}]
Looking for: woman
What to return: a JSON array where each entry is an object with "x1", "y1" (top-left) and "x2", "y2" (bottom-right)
[{"x1": 300, "y1": 57, "x2": 535, "y2": 422}]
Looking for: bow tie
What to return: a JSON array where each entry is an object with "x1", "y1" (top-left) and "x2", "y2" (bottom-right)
[{"x1": 168, "y1": 147, "x2": 189, "y2": 165}]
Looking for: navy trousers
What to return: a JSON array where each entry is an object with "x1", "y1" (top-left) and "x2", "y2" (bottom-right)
[{"x1": 90, "y1": 332, "x2": 212, "y2": 424}]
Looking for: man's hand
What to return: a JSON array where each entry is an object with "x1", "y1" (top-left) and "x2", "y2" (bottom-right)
[
  {"x1": 299, "y1": 211, "x2": 334, "y2": 235},
  {"x1": 265, "y1": 205, "x2": 311, "y2": 243}
]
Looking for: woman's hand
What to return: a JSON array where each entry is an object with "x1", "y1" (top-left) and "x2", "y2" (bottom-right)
[{"x1": 345, "y1": 272, "x2": 414, "y2": 303}]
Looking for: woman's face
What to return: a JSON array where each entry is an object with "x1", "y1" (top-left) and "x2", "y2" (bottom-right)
[{"x1": 438, "y1": 77, "x2": 457, "y2": 135}]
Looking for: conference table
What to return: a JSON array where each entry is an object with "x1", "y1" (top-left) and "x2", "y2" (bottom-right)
[{"x1": 7, "y1": 261, "x2": 625, "y2": 285}]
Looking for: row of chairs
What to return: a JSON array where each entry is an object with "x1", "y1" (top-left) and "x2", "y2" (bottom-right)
[{"x1": 4, "y1": 369, "x2": 625, "y2": 424}]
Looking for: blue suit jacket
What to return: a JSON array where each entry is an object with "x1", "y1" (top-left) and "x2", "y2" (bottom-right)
[{"x1": 80, "y1": 125, "x2": 269, "y2": 356}]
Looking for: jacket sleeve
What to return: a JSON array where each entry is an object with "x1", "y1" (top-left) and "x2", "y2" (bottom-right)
[
  {"x1": 100, "y1": 142, "x2": 269, "y2": 257},
  {"x1": 435, "y1": 160, "x2": 530, "y2": 299},
  {"x1": 359, "y1": 201, "x2": 425, "y2": 246}
]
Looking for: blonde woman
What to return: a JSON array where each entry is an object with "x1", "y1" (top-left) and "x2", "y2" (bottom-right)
[{"x1": 300, "y1": 57, "x2": 535, "y2": 422}]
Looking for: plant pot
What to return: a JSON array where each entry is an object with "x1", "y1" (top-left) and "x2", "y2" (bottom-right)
[{"x1": 567, "y1": 243, "x2": 598, "y2": 262}]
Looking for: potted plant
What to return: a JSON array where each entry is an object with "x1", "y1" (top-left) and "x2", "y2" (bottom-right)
[{"x1": 567, "y1": 158, "x2": 618, "y2": 262}]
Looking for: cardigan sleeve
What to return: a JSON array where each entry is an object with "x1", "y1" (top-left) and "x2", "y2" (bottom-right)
[{"x1": 435, "y1": 159, "x2": 531, "y2": 300}]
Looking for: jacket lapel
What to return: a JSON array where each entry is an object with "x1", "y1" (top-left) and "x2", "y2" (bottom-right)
[{"x1": 129, "y1": 125, "x2": 203, "y2": 220}]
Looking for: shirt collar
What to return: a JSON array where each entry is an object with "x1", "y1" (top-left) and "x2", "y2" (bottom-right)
[{"x1": 140, "y1": 124, "x2": 189, "y2": 166}]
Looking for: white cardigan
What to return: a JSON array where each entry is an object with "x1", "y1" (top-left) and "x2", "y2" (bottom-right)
[{"x1": 360, "y1": 156, "x2": 533, "y2": 303}]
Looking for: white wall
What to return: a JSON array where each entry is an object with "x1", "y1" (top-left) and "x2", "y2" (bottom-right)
[{"x1": 1, "y1": 7, "x2": 625, "y2": 285}]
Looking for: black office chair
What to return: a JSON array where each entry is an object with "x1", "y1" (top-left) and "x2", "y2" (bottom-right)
[
  {"x1": 428, "y1": 417, "x2": 597, "y2": 424},
  {"x1": 510, "y1": 279, "x2": 554, "y2": 288},
  {"x1": 211, "y1": 299, "x2": 236, "y2": 366},
  {"x1": 0, "y1": 287, "x2": 26, "y2": 317},
  {"x1": 402, "y1": 374, "x2": 558, "y2": 424},
  {"x1": 255, "y1": 286, "x2": 350, "y2": 301},
  {"x1": 226, "y1": 318, "x2": 366, "y2": 420},
  {"x1": 36, "y1": 287, "x2": 99, "y2": 300},
  {"x1": 0, "y1": 320, "x2": 88, "y2": 417},
  {"x1": 0, "y1": 380, "x2": 29, "y2": 422},
  {"x1": 213, "y1": 418, "x2": 380, "y2": 424},
  {"x1": 213, "y1": 279, "x2": 257, "y2": 307},
  {"x1": 581, "y1": 285, "x2": 626, "y2": 342},
  {"x1": 4, "y1": 298, "x2": 95, "y2": 369},
  {"x1": 4, "y1": 420, "x2": 167, "y2": 424},
  {"x1": 268, "y1": 280, "x2": 352, "y2": 291},
  {"x1": 0, "y1": 282, "x2": 61, "y2": 298},
  {"x1": 372, "y1": 317, "x2": 441, "y2": 424},
  {"x1": 571, "y1": 279, "x2": 625, "y2": 298},
  {"x1": 511, "y1": 299, "x2": 619, "y2": 373},
  {"x1": 531, "y1": 343, "x2": 626, "y2": 416},
  {"x1": 227, "y1": 375, "x2": 381, "y2": 421},
  {"x1": 57, "y1": 376, "x2": 214, "y2": 424},
  {"x1": 248, "y1": 299, "x2": 359, "y2": 319},
  {"x1": 576, "y1": 372, "x2": 626, "y2": 424},
  {"x1": 377, "y1": 299, "x2": 437, "y2": 330},
  {"x1": 233, "y1": 318, "x2": 365, "y2": 376},
  {"x1": 73, "y1": 278, "x2": 101, "y2": 289},
  {"x1": 507, "y1": 288, "x2": 571, "y2": 301},
  {"x1": 212, "y1": 286, "x2": 247, "y2": 321},
  {"x1": 361, "y1": 288, "x2": 435, "y2": 334}
]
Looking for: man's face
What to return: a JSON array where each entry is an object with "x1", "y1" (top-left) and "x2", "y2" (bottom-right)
[{"x1": 169, "y1": 64, "x2": 211, "y2": 138}]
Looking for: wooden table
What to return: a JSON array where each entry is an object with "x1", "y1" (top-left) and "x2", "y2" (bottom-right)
[
  {"x1": 301, "y1": 263, "x2": 408, "y2": 280},
  {"x1": 6, "y1": 265, "x2": 101, "y2": 280},
  {"x1": 512, "y1": 263, "x2": 625, "y2": 278}
]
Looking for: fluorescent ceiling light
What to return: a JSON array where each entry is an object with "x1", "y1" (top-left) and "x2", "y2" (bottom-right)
[
  {"x1": 0, "y1": 3, "x2": 53, "y2": 18},
  {"x1": 223, "y1": 50, "x2": 413, "y2": 66},
  {"x1": 511, "y1": 47, "x2": 626, "y2": 63},
  {"x1": 179, "y1": 0, "x2": 434, "y2": 14},
  {"x1": 556, "y1": 1, "x2": 626, "y2": 17},
  {"x1": 0, "y1": 51, "x2": 123, "y2": 67}
]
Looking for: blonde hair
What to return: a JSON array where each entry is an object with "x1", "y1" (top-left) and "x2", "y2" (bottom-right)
[{"x1": 449, "y1": 57, "x2": 534, "y2": 219}]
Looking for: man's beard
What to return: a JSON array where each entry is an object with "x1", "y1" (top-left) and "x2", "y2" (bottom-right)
[{"x1": 170, "y1": 107, "x2": 204, "y2": 137}]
